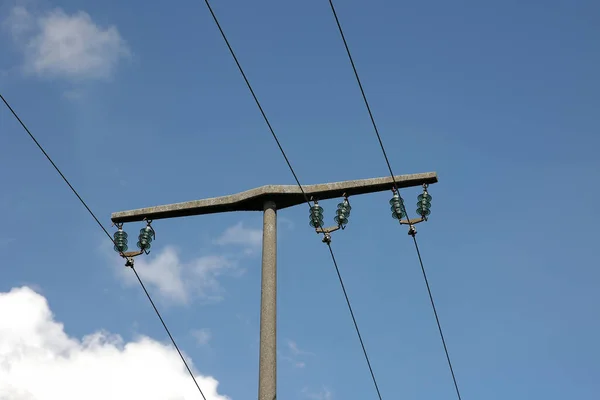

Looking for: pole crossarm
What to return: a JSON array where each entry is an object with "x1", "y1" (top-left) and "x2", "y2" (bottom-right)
[{"x1": 111, "y1": 172, "x2": 438, "y2": 223}]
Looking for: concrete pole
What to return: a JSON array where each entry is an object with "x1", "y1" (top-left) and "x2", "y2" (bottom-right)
[
  {"x1": 258, "y1": 200, "x2": 277, "y2": 400},
  {"x1": 110, "y1": 173, "x2": 438, "y2": 400}
]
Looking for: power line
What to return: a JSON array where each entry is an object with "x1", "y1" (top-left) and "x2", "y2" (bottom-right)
[
  {"x1": 201, "y1": 0, "x2": 307, "y2": 203},
  {"x1": 325, "y1": 1, "x2": 463, "y2": 399},
  {"x1": 0, "y1": 93, "x2": 208, "y2": 400},
  {"x1": 201, "y1": 1, "x2": 384, "y2": 398},
  {"x1": 412, "y1": 236, "x2": 462, "y2": 400},
  {"x1": 131, "y1": 267, "x2": 207, "y2": 399},
  {"x1": 326, "y1": 244, "x2": 384, "y2": 400},
  {"x1": 326, "y1": 0, "x2": 397, "y2": 185}
]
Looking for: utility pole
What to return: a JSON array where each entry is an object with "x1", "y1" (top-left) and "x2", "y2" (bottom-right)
[{"x1": 111, "y1": 172, "x2": 438, "y2": 400}]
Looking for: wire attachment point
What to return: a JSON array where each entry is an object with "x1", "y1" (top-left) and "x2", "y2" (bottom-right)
[{"x1": 408, "y1": 224, "x2": 417, "y2": 237}]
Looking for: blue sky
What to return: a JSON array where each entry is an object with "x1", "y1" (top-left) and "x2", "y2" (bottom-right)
[{"x1": 1, "y1": 0, "x2": 599, "y2": 399}]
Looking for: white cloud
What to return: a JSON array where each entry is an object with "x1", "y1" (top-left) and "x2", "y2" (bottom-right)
[
  {"x1": 0, "y1": 286, "x2": 230, "y2": 400},
  {"x1": 116, "y1": 246, "x2": 235, "y2": 305},
  {"x1": 192, "y1": 328, "x2": 212, "y2": 346},
  {"x1": 279, "y1": 353, "x2": 306, "y2": 369},
  {"x1": 214, "y1": 222, "x2": 262, "y2": 252},
  {"x1": 302, "y1": 387, "x2": 333, "y2": 400},
  {"x1": 286, "y1": 339, "x2": 311, "y2": 356},
  {"x1": 110, "y1": 222, "x2": 262, "y2": 304},
  {"x1": 4, "y1": 5, "x2": 32, "y2": 38},
  {"x1": 3, "y1": 5, "x2": 129, "y2": 80},
  {"x1": 280, "y1": 339, "x2": 312, "y2": 369}
]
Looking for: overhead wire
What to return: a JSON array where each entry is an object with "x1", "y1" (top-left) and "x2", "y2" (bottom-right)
[
  {"x1": 201, "y1": 1, "x2": 384, "y2": 399},
  {"x1": 0, "y1": 93, "x2": 209, "y2": 400},
  {"x1": 325, "y1": 1, "x2": 463, "y2": 399}
]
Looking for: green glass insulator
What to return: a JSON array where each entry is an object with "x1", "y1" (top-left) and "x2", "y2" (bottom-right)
[
  {"x1": 392, "y1": 210, "x2": 404, "y2": 219},
  {"x1": 336, "y1": 207, "x2": 350, "y2": 217},
  {"x1": 337, "y1": 201, "x2": 351, "y2": 211},
  {"x1": 137, "y1": 241, "x2": 151, "y2": 251},
  {"x1": 417, "y1": 201, "x2": 431, "y2": 210},
  {"x1": 390, "y1": 204, "x2": 405, "y2": 213},
  {"x1": 391, "y1": 202, "x2": 405, "y2": 219},
  {"x1": 114, "y1": 230, "x2": 128, "y2": 240},
  {"x1": 335, "y1": 200, "x2": 351, "y2": 225},
  {"x1": 310, "y1": 205, "x2": 323, "y2": 215},
  {"x1": 114, "y1": 243, "x2": 128, "y2": 252},
  {"x1": 334, "y1": 215, "x2": 348, "y2": 225},
  {"x1": 309, "y1": 217, "x2": 324, "y2": 228},
  {"x1": 309, "y1": 213, "x2": 323, "y2": 221},
  {"x1": 140, "y1": 227, "x2": 154, "y2": 238},
  {"x1": 417, "y1": 207, "x2": 431, "y2": 217},
  {"x1": 138, "y1": 231, "x2": 153, "y2": 243},
  {"x1": 418, "y1": 193, "x2": 432, "y2": 202},
  {"x1": 389, "y1": 193, "x2": 404, "y2": 206},
  {"x1": 309, "y1": 205, "x2": 324, "y2": 227},
  {"x1": 113, "y1": 230, "x2": 128, "y2": 252}
]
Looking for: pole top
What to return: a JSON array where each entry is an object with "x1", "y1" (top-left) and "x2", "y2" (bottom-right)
[{"x1": 111, "y1": 172, "x2": 438, "y2": 223}]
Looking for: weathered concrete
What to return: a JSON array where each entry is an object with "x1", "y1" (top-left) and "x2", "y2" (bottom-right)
[
  {"x1": 111, "y1": 172, "x2": 438, "y2": 223},
  {"x1": 258, "y1": 201, "x2": 277, "y2": 400}
]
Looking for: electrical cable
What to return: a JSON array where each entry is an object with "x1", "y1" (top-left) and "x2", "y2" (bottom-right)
[
  {"x1": 326, "y1": 0, "x2": 397, "y2": 186},
  {"x1": 326, "y1": 244, "x2": 383, "y2": 400},
  {"x1": 412, "y1": 236, "x2": 462, "y2": 400},
  {"x1": 201, "y1": 1, "x2": 384, "y2": 398},
  {"x1": 325, "y1": 1, "x2": 463, "y2": 399},
  {"x1": 0, "y1": 92, "x2": 208, "y2": 400},
  {"x1": 202, "y1": 0, "x2": 307, "y2": 203}
]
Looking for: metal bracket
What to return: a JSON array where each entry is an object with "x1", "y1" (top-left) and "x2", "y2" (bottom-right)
[
  {"x1": 399, "y1": 217, "x2": 425, "y2": 226},
  {"x1": 121, "y1": 250, "x2": 144, "y2": 258},
  {"x1": 315, "y1": 225, "x2": 341, "y2": 235},
  {"x1": 119, "y1": 250, "x2": 144, "y2": 268}
]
